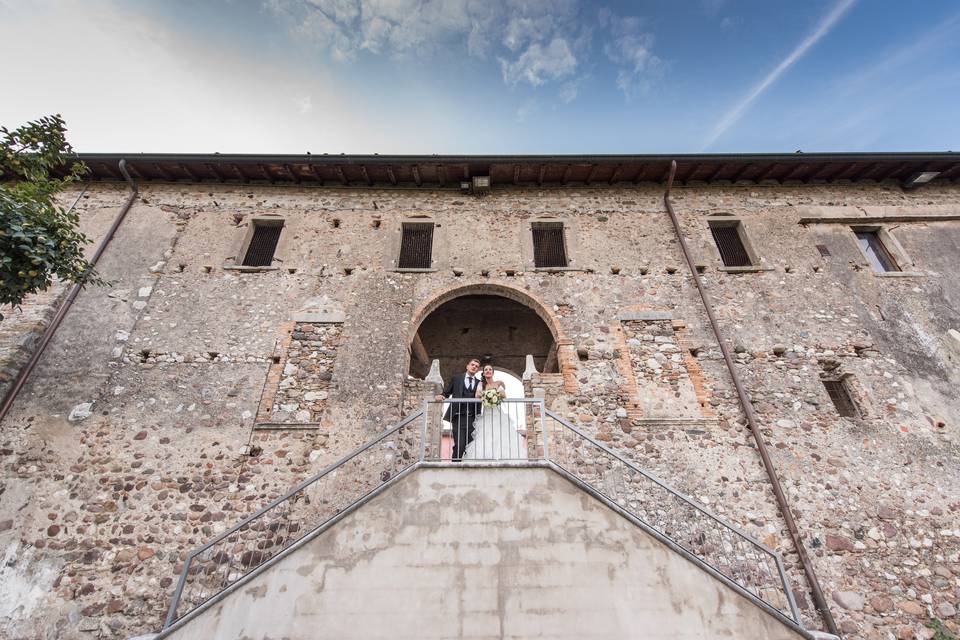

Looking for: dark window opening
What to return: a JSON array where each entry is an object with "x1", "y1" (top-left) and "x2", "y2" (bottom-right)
[
  {"x1": 823, "y1": 379, "x2": 857, "y2": 417},
  {"x1": 710, "y1": 223, "x2": 752, "y2": 267},
  {"x1": 398, "y1": 222, "x2": 434, "y2": 269},
  {"x1": 816, "y1": 244, "x2": 831, "y2": 257},
  {"x1": 242, "y1": 223, "x2": 283, "y2": 267},
  {"x1": 533, "y1": 222, "x2": 568, "y2": 268},
  {"x1": 855, "y1": 230, "x2": 899, "y2": 273}
]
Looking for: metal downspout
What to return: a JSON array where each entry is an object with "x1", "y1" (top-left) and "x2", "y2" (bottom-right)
[
  {"x1": 0, "y1": 160, "x2": 138, "y2": 425},
  {"x1": 662, "y1": 160, "x2": 840, "y2": 637}
]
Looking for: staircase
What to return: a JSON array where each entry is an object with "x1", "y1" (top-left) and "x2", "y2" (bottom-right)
[{"x1": 157, "y1": 400, "x2": 810, "y2": 639}]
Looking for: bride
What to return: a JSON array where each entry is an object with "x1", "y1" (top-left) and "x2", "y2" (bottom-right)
[{"x1": 462, "y1": 365, "x2": 528, "y2": 460}]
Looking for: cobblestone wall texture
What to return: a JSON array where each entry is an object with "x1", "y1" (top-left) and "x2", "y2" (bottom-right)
[{"x1": 0, "y1": 179, "x2": 958, "y2": 640}]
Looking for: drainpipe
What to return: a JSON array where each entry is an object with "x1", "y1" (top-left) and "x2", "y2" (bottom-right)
[
  {"x1": 0, "y1": 160, "x2": 138, "y2": 425},
  {"x1": 662, "y1": 161, "x2": 840, "y2": 637}
]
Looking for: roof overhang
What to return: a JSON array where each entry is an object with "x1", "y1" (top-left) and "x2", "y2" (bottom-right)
[{"x1": 14, "y1": 152, "x2": 960, "y2": 188}]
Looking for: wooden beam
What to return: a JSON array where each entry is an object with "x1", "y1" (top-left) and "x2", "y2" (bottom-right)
[
  {"x1": 874, "y1": 162, "x2": 909, "y2": 182},
  {"x1": 153, "y1": 163, "x2": 174, "y2": 181},
  {"x1": 585, "y1": 164, "x2": 598, "y2": 185},
  {"x1": 125, "y1": 163, "x2": 145, "y2": 180},
  {"x1": 703, "y1": 163, "x2": 725, "y2": 183},
  {"x1": 233, "y1": 164, "x2": 249, "y2": 182},
  {"x1": 537, "y1": 164, "x2": 545, "y2": 186},
  {"x1": 807, "y1": 162, "x2": 842, "y2": 182},
  {"x1": 100, "y1": 162, "x2": 121, "y2": 180},
  {"x1": 179, "y1": 163, "x2": 198, "y2": 181},
  {"x1": 513, "y1": 164, "x2": 520, "y2": 185},
  {"x1": 782, "y1": 163, "x2": 809, "y2": 182},
  {"x1": 256, "y1": 164, "x2": 272, "y2": 182},
  {"x1": 283, "y1": 164, "x2": 301, "y2": 183},
  {"x1": 632, "y1": 164, "x2": 649, "y2": 184},
  {"x1": 754, "y1": 163, "x2": 780, "y2": 183},
  {"x1": 608, "y1": 164, "x2": 623, "y2": 185},
  {"x1": 412, "y1": 164, "x2": 422, "y2": 187},
  {"x1": 828, "y1": 162, "x2": 860, "y2": 182},
  {"x1": 386, "y1": 165, "x2": 397, "y2": 185},
  {"x1": 335, "y1": 165, "x2": 348, "y2": 185},
  {"x1": 436, "y1": 164, "x2": 445, "y2": 187},
  {"x1": 360, "y1": 165, "x2": 373, "y2": 186},
  {"x1": 206, "y1": 163, "x2": 225, "y2": 181},
  {"x1": 561, "y1": 164, "x2": 571, "y2": 185},
  {"x1": 308, "y1": 164, "x2": 324, "y2": 185},
  {"x1": 659, "y1": 164, "x2": 673, "y2": 184},
  {"x1": 729, "y1": 163, "x2": 753, "y2": 183}
]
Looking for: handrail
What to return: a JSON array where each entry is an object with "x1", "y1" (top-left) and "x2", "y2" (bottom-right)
[
  {"x1": 545, "y1": 409, "x2": 772, "y2": 552},
  {"x1": 542, "y1": 408, "x2": 801, "y2": 624},
  {"x1": 163, "y1": 410, "x2": 424, "y2": 628},
  {"x1": 162, "y1": 400, "x2": 802, "y2": 631}
]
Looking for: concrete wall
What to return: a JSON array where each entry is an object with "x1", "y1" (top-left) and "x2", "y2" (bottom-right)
[
  {"x1": 0, "y1": 180, "x2": 958, "y2": 639},
  {"x1": 162, "y1": 466, "x2": 806, "y2": 640}
]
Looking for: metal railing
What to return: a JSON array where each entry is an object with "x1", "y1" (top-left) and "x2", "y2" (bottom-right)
[
  {"x1": 539, "y1": 408, "x2": 801, "y2": 623},
  {"x1": 422, "y1": 399, "x2": 799, "y2": 622},
  {"x1": 163, "y1": 411, "x2": 424, "y2": 628},
  {"x1": 163, "y1": 399, "x2": 801, "y2": 630}
]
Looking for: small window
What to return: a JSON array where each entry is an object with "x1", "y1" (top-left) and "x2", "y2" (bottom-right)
[
  {"x1": 242, "y1": 221, "x2": 283, "y2": 267},
  {"x1": 532, "y1": 222, "x2": 568, "y2": 268},
  {"x1": 823, "y1": 379, "x2": 857, "y2": 418},
  {"x1": 709, "y1": 222, "x2": 752, "y2": 267},
  {"x1": 855, "y1": 230, "x2": 899, "y2": 273},
  {"x1": 398, "y1": 222, "x2": 434, "y2": 269}
]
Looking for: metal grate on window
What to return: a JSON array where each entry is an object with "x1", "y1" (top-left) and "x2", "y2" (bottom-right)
[
  {"x1": 823, "y1": 379, "x2": 857, "y2": 417},
  {"x1": 532, "y1": 222, "x2": 568, "y2": 268},
  {"x1": 710, "y1": 223, "x2": 752, "y2": 267},
  {"x1": 816, "y1": 244, "x2": 831, "y2": 257},
  {"x1": 242, "y1": 223, "x2": 283, "y2": 267},
  {"x1": 855, "y1": 231, "x2": 899, "y2": 273},
  {"x1": 398, "y1": 222, "x2": 434, "y2": 269}
]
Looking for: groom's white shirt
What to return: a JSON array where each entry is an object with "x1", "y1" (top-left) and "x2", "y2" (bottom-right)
[{"x1": 464, "y1": 373, "x2": 475, "y2": 391}]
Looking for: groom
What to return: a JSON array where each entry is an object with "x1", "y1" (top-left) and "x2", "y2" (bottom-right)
[{"x1": 435, "y1": 358, "x2": 481, "y2": 460}]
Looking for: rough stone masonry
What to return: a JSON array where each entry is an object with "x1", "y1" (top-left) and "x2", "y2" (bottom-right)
[{"x1": 0, "y1": 171, "x2": 958, "y2": 640}]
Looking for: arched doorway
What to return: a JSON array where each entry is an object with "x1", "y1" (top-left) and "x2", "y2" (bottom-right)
[{"x1": 408, "y1": 285, "x2": 561, "y2": 384}]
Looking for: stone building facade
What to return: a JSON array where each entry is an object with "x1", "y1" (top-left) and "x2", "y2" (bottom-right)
[{"x1": 0, "y1": 154, "x2": 958, "y2": 640}]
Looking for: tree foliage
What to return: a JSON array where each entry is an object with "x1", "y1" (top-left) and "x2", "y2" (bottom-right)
[{"x1": 0, "y1": 115, "x2": 100, "y2": 320}]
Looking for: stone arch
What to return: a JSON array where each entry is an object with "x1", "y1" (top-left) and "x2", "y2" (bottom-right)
[{"x1": 408, "y1": 282, "x2": 566, "y2": 383}]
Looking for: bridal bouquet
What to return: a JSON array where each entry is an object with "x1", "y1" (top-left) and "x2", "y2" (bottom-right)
[{"x1": 481, "y1": 388, "x2": 503, "y2": 408}]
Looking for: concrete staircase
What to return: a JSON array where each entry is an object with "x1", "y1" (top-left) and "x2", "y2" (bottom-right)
[{"x1": 157, "y1": 465, "x2": 813, "y2": 640}]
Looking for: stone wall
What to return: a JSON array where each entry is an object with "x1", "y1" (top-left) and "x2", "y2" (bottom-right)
[{"x1": 0, "y1": 180, "x2": 958, "y2": 640}]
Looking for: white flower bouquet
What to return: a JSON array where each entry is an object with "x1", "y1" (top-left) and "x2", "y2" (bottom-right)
[{"x1": 481, "y1": 388, "x2": 502, "y2": 408}]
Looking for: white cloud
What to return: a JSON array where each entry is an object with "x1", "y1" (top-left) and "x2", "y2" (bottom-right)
[
  {"x1": 0, "y1": 0, "x2": 468, "y2": 153},
  {"x1": 600, "y1": 12, "x2": 662, "y2": 99},
  {"x1": 500, "y1": 37, "x2": 577, "y2": 86},
  {"x1": 701, "y1": 0, "x2": 857, "y2": 150},
  {"x1": 269, "y1": 0, "x2": 588, "y2": 90}
]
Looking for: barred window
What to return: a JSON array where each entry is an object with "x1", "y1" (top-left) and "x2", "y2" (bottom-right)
[
  {"x1": 532, "y1": 222, "x2": 568, "y2": 268},
  {"x1": 709, "y1": 222, "x2": 752, "y2": 267},
  {"x1": 398, "y1": 222, "x2": 434, "y2": 269},
  {"x1": 242, "y1": 221, "x2": 283, "y2": 267},
  {"x1": 823, "y1": 379, "x2": 858, "y2": 418}
]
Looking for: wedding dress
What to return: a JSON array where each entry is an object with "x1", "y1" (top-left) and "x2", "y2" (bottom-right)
[{"x1": 462, "y1": 402, "x2": 528, "y2": 460}]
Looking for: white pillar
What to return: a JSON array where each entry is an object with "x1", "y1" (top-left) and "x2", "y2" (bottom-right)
[
  {"x1": 425, "y1": 359, "x2": 443, "y2": 385},
  {"x1": 522, "y1": 354, "x2": 538, "y2": 381}
]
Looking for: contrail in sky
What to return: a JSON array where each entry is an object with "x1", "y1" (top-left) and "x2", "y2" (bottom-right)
[{"x1": 701, "y1": 0, "x2": 857, "y2": 150}]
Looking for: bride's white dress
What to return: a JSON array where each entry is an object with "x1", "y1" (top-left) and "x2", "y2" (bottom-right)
[{"x1": 462, "y1": 403, "x2": 528, "y2": 460}]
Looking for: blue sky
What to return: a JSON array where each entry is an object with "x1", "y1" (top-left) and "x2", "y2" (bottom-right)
[{"x1": 1, "y1": 0, "x2": 959, "y2": 153}]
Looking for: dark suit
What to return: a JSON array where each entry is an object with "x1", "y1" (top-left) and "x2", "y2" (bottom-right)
[{"x1": 441, "y1": 373, "x2": 481, "y2": 460}]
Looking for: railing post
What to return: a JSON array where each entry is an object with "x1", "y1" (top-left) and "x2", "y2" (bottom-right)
[
  {"x1": 539, "y1": 399, "x2": 549, "y2": 461},
  {"x1": 419, "y1": 400, "x2": 429, "y2": 462},
  {"x1": 164, "y1": 553, "x2": 193, "y2": 628}
]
